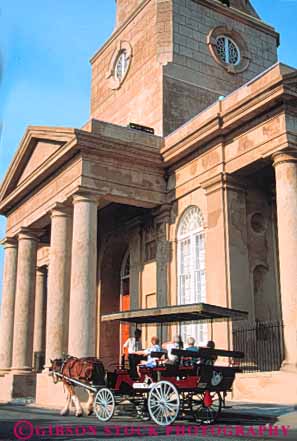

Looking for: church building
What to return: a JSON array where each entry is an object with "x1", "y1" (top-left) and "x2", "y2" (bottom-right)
[{"x1": 0, "y1": 0, "x2": 297, "y2": 405}]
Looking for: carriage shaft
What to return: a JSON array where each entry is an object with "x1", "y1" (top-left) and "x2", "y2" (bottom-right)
[{"x1": 53, "y1": 372, "x2": 99, "y2": 392}]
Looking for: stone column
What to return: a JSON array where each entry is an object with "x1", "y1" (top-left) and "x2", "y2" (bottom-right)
[
  {"x1": 155, "y1": 205, "x2": 172, "y2": 308},
  {"x1": 0, "y1": 238, "x2": 18, "y2": 374},
  {"x1": 45, "y1": 204, "x2": 72, "y2": 364},
  {"x1": 68, "y1": 193, "x2": 98, "y2": 357},
  {"x1": 11, "y1": 229, "x2": 39, "y2": 373},
  {"x1": 33, "y1": 267, "x2": 47, "y2": 371},
  {"x1": 129, "y1": 226, "x2": 142, "y2": 310},
  {"x1": 273, "y1": 150, "x2": 297, "y2": 371}
]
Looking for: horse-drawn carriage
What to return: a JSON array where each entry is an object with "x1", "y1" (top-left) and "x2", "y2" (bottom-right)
[{"x1": 50, "y1": 303, "x2": 247, "y2": 426}]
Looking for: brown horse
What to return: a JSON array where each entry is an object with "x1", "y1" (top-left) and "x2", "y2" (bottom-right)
[{"x1": 50, "y1": 356, "x2": 105, "y2": 417}]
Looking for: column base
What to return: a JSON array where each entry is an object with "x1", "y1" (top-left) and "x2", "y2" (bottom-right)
[
  {"x1": 0, "y1": 368, "x2": 10, "y2": 376},
  {"x1": 0, "y1": 373, "x2": 36, "y2": 402},
  {"x1": 10, "y1": 367, "x2": 33, "y2": 375},
  {"x1": 36, "y1": 372, "x2": 91, "y2": 410},
  {"x1": 281, "y1": 361, "x2": 297, "y2": 373}
]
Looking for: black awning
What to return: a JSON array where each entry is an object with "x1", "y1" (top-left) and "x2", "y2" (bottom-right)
[{"x1": 101, "y1": 302, "x2": 248, "y2": 324}]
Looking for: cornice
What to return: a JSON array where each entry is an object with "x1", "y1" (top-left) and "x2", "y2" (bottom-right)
[{"x1": 162, "y1": 64, "x2": 297, "y2": 168}]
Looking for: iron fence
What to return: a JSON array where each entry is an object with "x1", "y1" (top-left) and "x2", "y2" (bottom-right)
[{"x1": 232, "y1": 320, "x2": 284, "y2": 373}]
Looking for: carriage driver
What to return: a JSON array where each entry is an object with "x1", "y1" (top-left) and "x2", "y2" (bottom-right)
[{"x1": 123, "y1": 328, "x2": 142, "y2": 378}]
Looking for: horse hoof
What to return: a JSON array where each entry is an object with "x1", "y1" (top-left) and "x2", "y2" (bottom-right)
[
  {"x1": 87, "y1": 410, "x2": 94, "y2": 416},
  {"x1": 76, "y1": 412, "x2": 83, "y2": 418},
  {"x1": 60, "y1": 410, "x2": 69, "y2": 416}
]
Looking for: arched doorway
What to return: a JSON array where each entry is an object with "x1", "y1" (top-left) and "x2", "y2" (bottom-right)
[{"x1": 120, "y1": 251, "x2": 130, "y2": 354}]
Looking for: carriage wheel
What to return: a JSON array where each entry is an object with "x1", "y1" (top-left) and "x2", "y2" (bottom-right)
[
  {"x1": 191, "y1": 391, "x2": 222, "y2": 424},
  {"x1": 148, "y1": 381, "x2": 180, "y2": 426},
  {"x1": 94, "y1": 388, "x2": 115, "y2": 422}
]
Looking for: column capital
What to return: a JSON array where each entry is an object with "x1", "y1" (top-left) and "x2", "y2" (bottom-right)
[
  {"x1": 36, "y1": 266, "x2": 48, "y2": 276},
  {"x1": 50, "y1": 203, "x2": 72, "y2": 218},
  {"x1": 201, "y1": 173, "x2": 246, "y2": 195},
  {"x1": 72, "y1": 192, "x2": 99, "y2": 205},
  {"x1": 272, "y1": 149, "x2": 297, "y2": 167},
  {"x1": 17, "y1": 228, "x2": 42, "y2": 242},
  {"x1": 156, "y1": 239, "x2": 171, "y2": 264},
  {"x1": 153, "y1": 204, "x2": 172, "y2": 224},
  {"x1": 0, "y1": 237, "x2": 17, "y2": 249},
  {"x1": 126, "y1": 216, "x2": 143, "y2": 236}
]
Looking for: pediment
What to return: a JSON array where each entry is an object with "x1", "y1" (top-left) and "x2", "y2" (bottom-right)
[
  {"x1": 0, "y1": 126, "x2": 75, "y2": 203},
  {"x1": 18, "y1": 140, "x2": 62, "y2": 185}
]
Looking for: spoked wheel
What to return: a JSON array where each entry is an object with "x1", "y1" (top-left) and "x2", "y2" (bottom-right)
[
  {"x1": 192, "y1": 391, "x2": 222, "y2": 424},
  {"x1": 94, "y1": 388, "x2": 115, "y2": 422},
  {"x1": 148, "y1": 381, "x2": 180, "y2": 426}
]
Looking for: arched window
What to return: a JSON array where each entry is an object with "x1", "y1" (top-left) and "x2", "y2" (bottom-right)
[
  {"x1": 177, "y1": 206, "x2": 207, "y2": 345},
  {"x1": 120, "y1": 251, "x2": 130, "y2": 357},
  {"x1": 121, "y1": 251, "x2": 130, "y2": 296}
]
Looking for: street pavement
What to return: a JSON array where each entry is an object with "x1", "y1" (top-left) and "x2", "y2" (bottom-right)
[{"x1": 0, "y1": 401, "x2": 296, "y2": 441}]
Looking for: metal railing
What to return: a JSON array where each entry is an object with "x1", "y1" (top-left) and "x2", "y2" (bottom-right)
[{"x1": 232, "y1": 320, "x2": 284, "y2": 373}]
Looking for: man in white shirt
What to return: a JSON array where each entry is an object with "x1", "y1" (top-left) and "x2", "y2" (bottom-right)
[
  {"x1": 123, "y1": 328, "x2": 142, "y2": 354},
  {"x1": 123, "y1": 329, "x2": 142, "y2": 378}
]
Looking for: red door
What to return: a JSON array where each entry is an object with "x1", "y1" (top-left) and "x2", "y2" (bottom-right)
[{"x1": 121, "y1": 291, "x2": 130, "y2": 356}]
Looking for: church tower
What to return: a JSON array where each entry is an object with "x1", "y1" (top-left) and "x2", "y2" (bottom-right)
[{"x1": 90, "y1": 0, "x2": 279, "y2": 136}]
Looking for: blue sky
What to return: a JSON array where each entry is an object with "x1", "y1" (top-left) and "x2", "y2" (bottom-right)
[{"x1": 0, "y1": 0, "x2": 296, "y2": 304}]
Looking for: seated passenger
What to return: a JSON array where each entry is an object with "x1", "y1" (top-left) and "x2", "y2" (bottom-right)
[
  {"x1": 135, "y1": 336, "x2": 161, "y2": 375},
  {"x1": 162, "y1": 335, "x2": 183, "y2": 365},
  {"x1": 185, "y1": 336, "x2": 199, "y2": 352},
  {"x1": 199, "y1": 340, "x2": 217, "y2": 366}
]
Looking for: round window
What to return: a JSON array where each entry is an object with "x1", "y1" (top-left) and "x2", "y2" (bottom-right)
[
  {"x1": 215, "y1": 36, "x2": 240, "y2": 66},
  {"x1": 115, "y1": 50, "x2": 129, "y2": 82},
  {"x1": 251, "y1": 213, "x2": 266, "y2": 234},
  {"x1": 107, "y1": 41, "x2": 133, "y2": 89}
]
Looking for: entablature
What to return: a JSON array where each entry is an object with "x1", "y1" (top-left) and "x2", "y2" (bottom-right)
[{"x1": 162, "y1": 63, "x2": 297, "y2": 182}]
